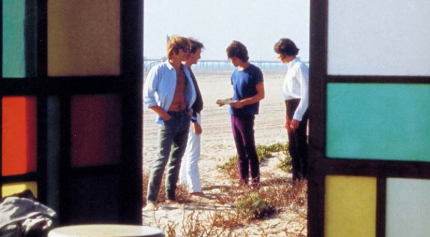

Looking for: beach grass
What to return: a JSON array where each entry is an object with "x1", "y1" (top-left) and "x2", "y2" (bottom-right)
[
  {"x1": 143, "y1": 142, "x2": 307, "y2": 236},
  {"x1": 143, "y1": 70, "x2": 306, "y2": 236},
  {"x1": 217, "y1": 142, "x2": 292, "y2": 179}
]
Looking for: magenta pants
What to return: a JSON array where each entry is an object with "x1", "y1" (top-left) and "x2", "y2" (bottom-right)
[{"x1": 231, "y1": 114, "x2": 260, "y2": 184}]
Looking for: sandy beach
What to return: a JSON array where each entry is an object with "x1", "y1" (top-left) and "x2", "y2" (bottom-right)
[
  {"x1": 143, "y1": 70, "x2": 287, "y2": 168},
  {"x1": 142, "y1": 70, "x2": 307, "y2": 236}
]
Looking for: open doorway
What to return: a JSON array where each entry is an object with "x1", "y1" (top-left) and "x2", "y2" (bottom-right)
[{"x1": 142, "y1": 0, "x2": 310, "y2": 235}]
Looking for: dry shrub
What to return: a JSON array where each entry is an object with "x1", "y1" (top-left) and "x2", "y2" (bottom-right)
[
  {"x1": 213, "y1": 143, "x2": 307, "y2": 236},
  {"x1": 143, "y1": 173, "x2": 307, "y2": 236},
  {"x1": 208, "y1": 180, "x2": 306, "y2": 235},
  {"x1": 217, "y1": 155, "x2": 240, "y2": 180},
  {"x1": 164, "y1": 222, "x2": 179, "y2": 237},
  {"x1": 156, "y1": 210, "x2": 248, "y2": 237},
  {"x1": 142, "y1": 171, "x2": 192, "y2": 205},
  {"x1": 208, "y1": 211, "x2": 241, "y2": 228},
  {"x1": 214, "y1": 185, "x2": 244, "y2": 205},
  {"x1": 258, "y1": 174, "x2": 307, "y2": 211},
  {"x1": 143, "y1": 141, "x2": 307, "y2": 236},
  {"x1": 181, "y1": 210, "x2": 243, "y2": 237},
  {"x1": 218, "y1": 142, "x2": 290, "y2": 180}
]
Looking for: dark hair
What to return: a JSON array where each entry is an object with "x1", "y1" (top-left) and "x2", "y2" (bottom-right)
[
  {"x1": 189, "y1": 38, "x2": 204, "y2": 54},
  {"x1": 274, "y1": 38, "x2": 299, "y2": 57},
  {"x1": 226, "y1": 40, "x2": 249, "y2": 62}
]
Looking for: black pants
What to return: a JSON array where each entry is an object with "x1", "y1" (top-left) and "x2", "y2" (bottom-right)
[{"x1": 285, "y1": 99, "x2": 308, "y2": 181}]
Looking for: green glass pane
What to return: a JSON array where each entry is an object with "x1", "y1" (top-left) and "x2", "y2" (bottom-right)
[
  {"x1": 3, "y1": 0, "x2": 25, "y2": 77},
  {"x1": 327, "y1": 83, "x2": 430, "y2": 161},
  {"x1": 2, "y1": 0, "x2": 37, "y2": 78}
]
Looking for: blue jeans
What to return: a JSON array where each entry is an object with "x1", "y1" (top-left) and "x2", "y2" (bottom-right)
[{"x1": 147, "y1": 110, "x2": 191, "y2": 203}]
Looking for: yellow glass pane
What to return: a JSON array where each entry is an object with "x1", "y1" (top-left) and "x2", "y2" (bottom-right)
[
  {"x1": 325, "y1": 175, "x2": 377, "y2": 237},
  {"x1": 48, "y1": 0, "x2": 120, "y2": 76},
  {"x1": 2, "y1": 182, "x2": 38, "y2": 198}
]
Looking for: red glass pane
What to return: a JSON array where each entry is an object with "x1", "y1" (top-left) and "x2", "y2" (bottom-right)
[
  {"x1": 71, "y1": 95, "x2": 121, "y2": 167},
  {"x1": 2, "y1": 97, "x2": 37, "y2": 176}
]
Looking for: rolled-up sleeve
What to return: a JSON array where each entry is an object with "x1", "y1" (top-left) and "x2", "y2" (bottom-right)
[{"x1": 143, "y1": 68, "x2": 159, "y2": 108}]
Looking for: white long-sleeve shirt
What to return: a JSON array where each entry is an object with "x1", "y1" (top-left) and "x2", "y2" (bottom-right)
[{"x1": 282, "y1": 57, "x2": 309, "y2": 121}]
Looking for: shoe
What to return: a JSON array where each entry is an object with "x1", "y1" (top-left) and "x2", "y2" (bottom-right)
[
  {"x1": 143, "y1": 202, "x2": 158, "y2": 211},
  {"x1": 251, "y1": 183, "x2": 260, "y2": 190},
  {"x1": 238, "y1": 179, "x2": 249, "y2": 187},
  {"x1": 165, "y1": 199, "x2": 178, "y2": 205}
]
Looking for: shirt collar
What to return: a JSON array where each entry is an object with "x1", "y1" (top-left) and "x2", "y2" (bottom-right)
[
  {"x1": 287, "y1": 57, "x2": 300, "y2": 69},
  {"x1": 165, "y1": 60, "x2": 188, "y2": 71},
  {"x1": 165, "y1": 60, "x2": 174, "y2": 70}
]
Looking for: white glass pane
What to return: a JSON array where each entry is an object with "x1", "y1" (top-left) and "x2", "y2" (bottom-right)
[
  {"x1": 386, "y1": 178, "x2": 430, "y2": 237},
  {"x1": 328, "y1": 0, "x2": 430, "y2": 76}
]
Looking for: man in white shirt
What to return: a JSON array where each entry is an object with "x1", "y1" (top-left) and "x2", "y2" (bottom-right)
[
  {"x1": 179, "y1": 38, "x2": 205, "y2": 196},
  {"x1": 274, "y1": 38, "x2": 309, "y2": 182}
]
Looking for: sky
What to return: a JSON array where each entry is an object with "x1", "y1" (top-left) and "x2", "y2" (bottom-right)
[{"x1": 143, "y1": 0, "x2": 310, "y2": 61}]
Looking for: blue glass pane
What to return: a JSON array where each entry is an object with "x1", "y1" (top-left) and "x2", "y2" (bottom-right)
[
  {"x1": 2, "y1": 0, "x2": 37, "y2": 78},
  {"x1": 327, "y1": 83, "x2": 430, "y2": 161}
]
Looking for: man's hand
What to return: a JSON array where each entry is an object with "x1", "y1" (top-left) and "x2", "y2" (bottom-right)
[
  {"x1": 230, "y1": 100, "x2": 243, "y2": 109},
  {"x1": 216, "y1": 99, "x2": 224, "y2": 107},
  {"x1": 161, "y1": 113, "x2": 171, "y2": 121},
  {"x1": 285, "y1": 117, "x2": 292, "y2": 133},
  {"x1": 192, "y1": 122, "x2": 202, "y2": 135},
  {"x1": 290, "y1": 119, "x2": 300, "y2": 130},
  {"x1": 149, "y1": 105, "x2": 171, "y2": 121},
  {"x1": 216, "y1": 98, "x2": 232, "y2": 107}
]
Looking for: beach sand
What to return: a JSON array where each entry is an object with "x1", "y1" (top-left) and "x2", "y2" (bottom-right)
[
  {"x1": 142, "y1": 70, "x2": 306, "y2": 236},
  {"x1": 143, "y1": 70, "x2": 287, "y2": 168}
]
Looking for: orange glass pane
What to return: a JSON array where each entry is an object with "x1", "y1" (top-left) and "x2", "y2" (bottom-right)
[
  {"x1": 71, "y1": 95, "x2": 121, "y2": 167},
  {"x1": 2, "y1": 97, "x2": 37, "y2": 176}
]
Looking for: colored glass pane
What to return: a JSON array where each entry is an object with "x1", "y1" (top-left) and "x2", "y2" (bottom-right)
[
  {"x1": 2, "y1": 182, "x2": 38, "y2": 198},
  {"x1": 327, "y1": 83, "x2": 430, "y2": 161},
  {"x1": 68, "y1": 175, "x2": 119, "y2": 223},
  {"x1": 47, "y1": 0, "x2": 120, "y2": 76},
  {"x1": 2, "y1": 0, "x2": 25, "y2": 78},
  {"x1": 2, "y1": 97, "x2": 37, "y2": 176},
  {"x1": 386, "y1": 178, "x2": 430, "y2": 237},
  {"x1": 328, "y1": 0, "x2": 430, "y2": 76},
  {"x1": 325, "y1": 175, "x2": 377, "y2": 237},
  {"x1": 71, "y1": 95, "x2": 121, "y2": 167},
  {"x1": 2, "y1": 1, "x2": 38, "y2": 78}
]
